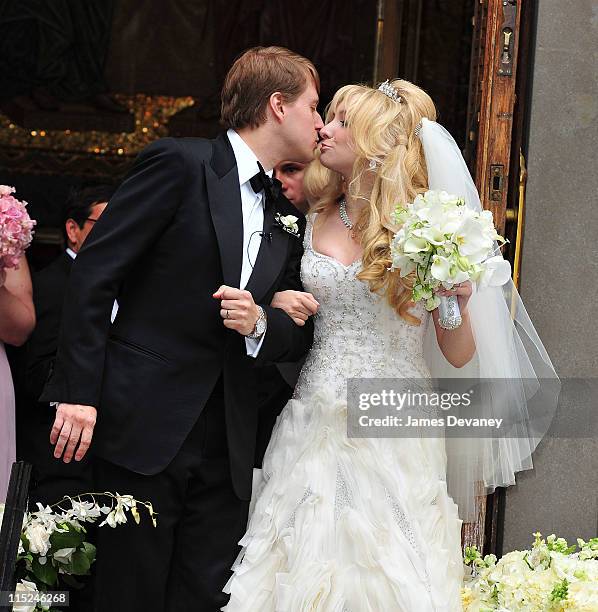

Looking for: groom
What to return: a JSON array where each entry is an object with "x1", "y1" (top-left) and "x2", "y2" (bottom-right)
[{"x1": 40, "y1": 46, "x2": 323, "y2": 611}]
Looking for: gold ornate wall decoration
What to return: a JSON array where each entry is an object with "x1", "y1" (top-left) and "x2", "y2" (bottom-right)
[{"x1": 0, "y1": 94, "x2": 195, "y2": 177}]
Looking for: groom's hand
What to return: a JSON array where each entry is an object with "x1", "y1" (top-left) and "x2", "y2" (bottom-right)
[
  {"x1": 50, "y1": 403, "x2": 97, "y2": 463},
  {"x1": 213, "y1": 285, "x2": 260, "y2": 336}
]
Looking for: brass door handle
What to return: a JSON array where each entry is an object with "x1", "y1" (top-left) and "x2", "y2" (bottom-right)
[{"x1": 504, "y1": 149, "x2": 527, "y2": 292}]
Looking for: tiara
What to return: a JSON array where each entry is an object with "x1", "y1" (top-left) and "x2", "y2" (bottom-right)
[{"x1": 377, "y1": 80, "x2": 402, "y2": 103}]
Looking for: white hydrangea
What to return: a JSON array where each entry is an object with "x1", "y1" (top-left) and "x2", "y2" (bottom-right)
[{"x1": 463, "y1": 533, "x2": 598, "y2": 611}]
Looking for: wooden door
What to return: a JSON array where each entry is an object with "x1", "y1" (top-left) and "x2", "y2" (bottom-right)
[
  {"x1": 469, "y1": 0, "x2": 522, "y2": 235},
  {"x1": 461, "y1": 0, "x2": 528, "y2": 555}
]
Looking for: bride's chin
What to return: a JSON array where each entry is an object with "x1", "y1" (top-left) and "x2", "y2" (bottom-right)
[{"x1": 318, "y1": 156, "x2": 335, "y2": 172}]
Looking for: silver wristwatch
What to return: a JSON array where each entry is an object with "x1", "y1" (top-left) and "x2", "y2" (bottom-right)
[{"x1": 247, "y1": 306, "x2": 267, "y2": 339}]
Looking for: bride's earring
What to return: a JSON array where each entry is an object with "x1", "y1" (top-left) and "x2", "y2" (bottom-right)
[{"x1": 368, "y1": 159, "x2": 377, "y2": 170}]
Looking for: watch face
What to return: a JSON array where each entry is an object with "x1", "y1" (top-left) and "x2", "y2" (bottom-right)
[{"x1": 256, "y1": 317, "x2": 267, "y2": 335}]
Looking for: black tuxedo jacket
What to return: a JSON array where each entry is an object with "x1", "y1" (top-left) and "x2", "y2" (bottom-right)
[
  {"x1": 17, "y1": 252, "x2": 95, "y2": 504},
  {"x1": 23, "y1": 252, "x2": 74, "y2": 403},
  {"x1": 40, "y1": 133, "x2": 314, "y2": 500}
]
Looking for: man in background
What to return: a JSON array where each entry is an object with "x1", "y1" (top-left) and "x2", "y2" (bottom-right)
[
  {"x1": 17, "y1": 184, "x2": 116, "y2": 505},
  {"x1": 274, "y1": 160, "x2": 308, "y2": 213},
  {"x1": 15, "y1": 184, "x2": 114, "y2": 611}
]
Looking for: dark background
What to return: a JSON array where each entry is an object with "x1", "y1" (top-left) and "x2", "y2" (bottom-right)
[{"x1": 0, "y1": 0, "x2": 475, "y2": 272}]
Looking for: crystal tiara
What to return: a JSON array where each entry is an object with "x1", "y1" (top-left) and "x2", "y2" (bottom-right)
[{"x1": 377, "y1": 80, "x2": 402, "y2": 103}]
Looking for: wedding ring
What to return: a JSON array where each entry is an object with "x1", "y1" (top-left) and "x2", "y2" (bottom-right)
[{"x1": 225, "y1": 309, "x2": 230, "y2": 319}]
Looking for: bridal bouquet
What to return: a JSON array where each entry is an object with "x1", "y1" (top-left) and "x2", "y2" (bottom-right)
[
  {"x1": 0, "y1": 493, "x2": 156, "y2": 611},
  {"x1": 0, "y1": 185, "x2": 36, "y2": 271},
  {"x1": 461, "y1": 532, "x2": 598, "y2": 611},
  {"x1": 390, "y1": 190, "x2": 511, "y2": 328}
]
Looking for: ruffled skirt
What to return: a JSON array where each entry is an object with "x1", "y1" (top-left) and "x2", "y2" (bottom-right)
[{"x1": 223, "y1": 388, "x2": 464, "y2": 612}]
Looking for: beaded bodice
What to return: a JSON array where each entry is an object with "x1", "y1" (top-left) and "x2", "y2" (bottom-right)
[{"x1": 293, "y1": 214, "x2": 432, "y2": 401}]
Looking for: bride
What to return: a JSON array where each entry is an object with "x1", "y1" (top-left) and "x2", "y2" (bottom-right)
[{"x1": 223, "y1": 79, "x2": 557, "y2": 611}]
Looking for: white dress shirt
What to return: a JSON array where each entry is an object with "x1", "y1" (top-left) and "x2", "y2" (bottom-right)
[
  {"x1": 226, "y1": 129, "x2": 270, "y2": 358},
  {"x1": 66, "y1": 247, "x2": 119, "y2": 324}
]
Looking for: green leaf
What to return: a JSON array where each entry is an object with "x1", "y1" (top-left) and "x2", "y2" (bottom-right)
[
  {"x1": 69, "y1": 550, "x2": 91, "y2": 575},
  {"x1": 31, "y1": 557, "x2": 58, "y2": 586},
  {"x1": 61, "y1": 573, "x2": 85, "y2": 590},
  {"x1": 81, "y1": 541, "x2": 97, "y2": 565},
  {"x1": 49, "y1": 526, "x2": 84, "y2": 552},
  {"x1": 20, "y1": 534, "x2": 30, "y2": 553}
]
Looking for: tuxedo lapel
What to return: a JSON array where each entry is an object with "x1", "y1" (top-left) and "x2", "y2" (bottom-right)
[
  {"x1": 205, "y1": 134, "x2": 243, "y2": 288},
  {"x1": 244, "y1": 195, "x2": 291, "y2": 303},
  {"x1": 205, "y1": 132, "x2": 295, "y2": 302}
]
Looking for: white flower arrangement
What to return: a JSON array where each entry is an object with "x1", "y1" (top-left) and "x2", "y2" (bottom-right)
[
  {"x1": 390, "y1": 190, "x2": 511, "y2": 311},
  {"x1": 462, "y1": 532, "x2": 598, "y2": 611},
  {"x1": 274, "y1": 213, "x2": 300, "y2": 238},
  {"x1": 0, "y1": 492, "x2": 156, "y2": 611}
]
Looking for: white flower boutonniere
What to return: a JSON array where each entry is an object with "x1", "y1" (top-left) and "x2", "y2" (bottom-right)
[{"x1": 274, "y1": 213, "x2": 300, "y2": 238}]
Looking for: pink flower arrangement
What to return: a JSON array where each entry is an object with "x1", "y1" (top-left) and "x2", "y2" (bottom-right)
[{"x1": 0, "y1": 185, "x2": 36, "y2": 270}]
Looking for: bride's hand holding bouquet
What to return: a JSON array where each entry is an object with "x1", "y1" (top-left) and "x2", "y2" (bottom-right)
[{"x1": 390, "y1": 189, "x2": 511, "y2": 329}]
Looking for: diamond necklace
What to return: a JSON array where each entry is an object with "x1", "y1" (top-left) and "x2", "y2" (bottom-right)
[{"x1": 339, "y1": 198, "x2": 354, "y2": 230}]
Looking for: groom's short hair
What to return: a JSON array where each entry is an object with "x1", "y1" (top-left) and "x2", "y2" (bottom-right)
[{"x1": 221, "y1": 46, "x2": 319, "y2": 130}]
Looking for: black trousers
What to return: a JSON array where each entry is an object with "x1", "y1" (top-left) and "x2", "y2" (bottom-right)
[{"x1": 92, "y1": 380, "x2": 249, "y2": 612}]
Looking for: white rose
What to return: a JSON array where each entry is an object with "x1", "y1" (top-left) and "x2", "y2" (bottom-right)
[
  {"x1": 13, "y1": 579, "x2": 39, "y2": 612},
  {"x1": 25, "y1": 522, "x2": 51, "y2": 556},
  {"x1": 280, "y1": 214, "x2": 298, "y2": 227}
]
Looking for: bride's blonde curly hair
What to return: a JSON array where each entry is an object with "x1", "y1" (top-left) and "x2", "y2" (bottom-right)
[{"x1": 304, "y1": 79, "x2": 436, "y2": 324}]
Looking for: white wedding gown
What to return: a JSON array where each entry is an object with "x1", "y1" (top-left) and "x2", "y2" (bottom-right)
[{"x1": 223, "y1": 214, "x2": 465, "y2": 611}]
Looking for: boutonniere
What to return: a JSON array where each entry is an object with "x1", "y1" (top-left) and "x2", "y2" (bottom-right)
[{"x1": 274, "y1": 213, "x2": 300, "y2": 239}]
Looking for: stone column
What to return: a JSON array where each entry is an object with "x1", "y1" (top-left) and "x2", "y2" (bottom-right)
[{"x1": 502, "y1": 0, "x2": 598, "y2": 552}]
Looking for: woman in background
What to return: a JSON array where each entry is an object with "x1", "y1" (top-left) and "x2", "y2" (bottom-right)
[{"x1": 0, "y1": 256, "x2": 35, "y2": 501}]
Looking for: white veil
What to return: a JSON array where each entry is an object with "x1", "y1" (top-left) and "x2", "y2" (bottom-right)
[{"x1": 418, "y1": 118, "x2": 560, "y2": 522}]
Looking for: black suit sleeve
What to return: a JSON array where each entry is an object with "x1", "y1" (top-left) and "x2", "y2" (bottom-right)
[
  {"x1": 257, "y1": 215, "x2": 314, "y2": 364},
  {"x1": 25, "y1": 270, "x2": 64, "y2": 403},
  {"x1": 40, "y1": 138, "x2": 189, "y2": 407}
]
